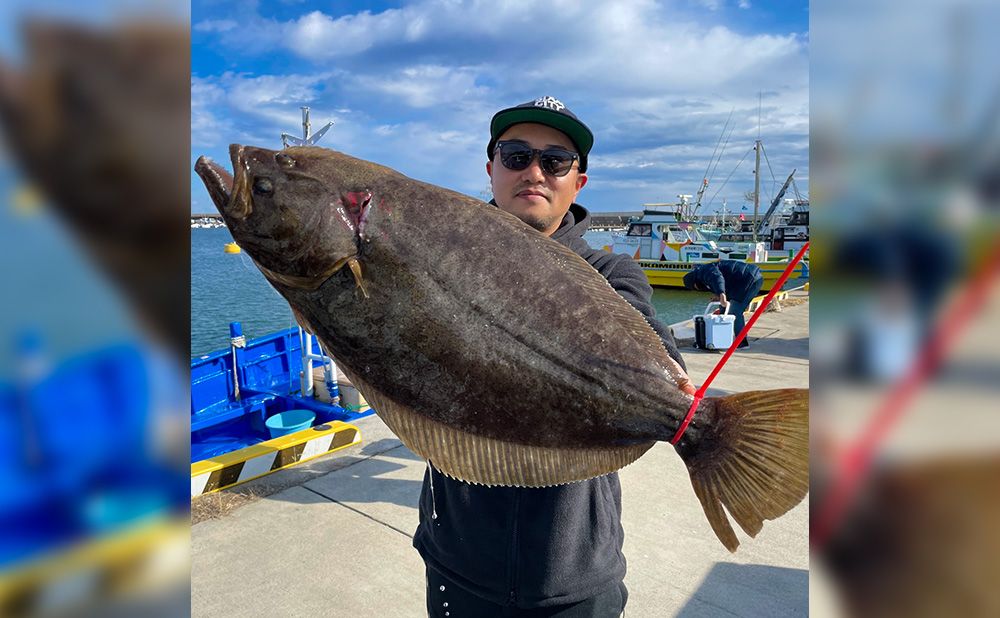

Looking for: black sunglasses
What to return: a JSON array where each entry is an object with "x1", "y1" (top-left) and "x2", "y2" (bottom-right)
[{"x1": 494, "y1": 141, "x2": 579, "y2": 177}]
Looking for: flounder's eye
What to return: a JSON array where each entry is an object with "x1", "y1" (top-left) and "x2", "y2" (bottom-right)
[
  {"x1": 275, "y1": 153, "x2": 295, "y2": 168},
  {"x1": 252, "y1": 177, "x2": 274, "y2": 197}
]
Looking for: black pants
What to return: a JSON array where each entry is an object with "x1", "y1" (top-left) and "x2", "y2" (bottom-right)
[
  {"x1": 732, "y1": 276, "x2": 765, "y2": 348},
  {"x1": 731, "y1": 299, "x2": 751, "y2": 348},
  {"x1": 426, "y1": 566, "x2": 628, "y2": 618}
]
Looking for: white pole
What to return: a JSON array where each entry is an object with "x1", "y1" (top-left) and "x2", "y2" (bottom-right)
[{"x1": 300, "y1": 327, "x2": 314, "y2": 397}]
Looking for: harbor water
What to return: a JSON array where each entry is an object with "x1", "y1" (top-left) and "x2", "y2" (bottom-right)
[
  {"x1": 191, "y1": 227, "x2": 299, "y2": 357},
  {"x1": 190, "y1": 228, "x2": 793, "y2": 357}
]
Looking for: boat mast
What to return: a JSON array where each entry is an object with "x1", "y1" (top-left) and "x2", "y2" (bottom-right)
[{"x1": 753, "y1": 139, "x2": 761, "y2": 242}]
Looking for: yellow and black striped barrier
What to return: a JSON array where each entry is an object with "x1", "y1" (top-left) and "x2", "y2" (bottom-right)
[{"x1": 191, "y1": 420, "x2": 362, "y2": 497}]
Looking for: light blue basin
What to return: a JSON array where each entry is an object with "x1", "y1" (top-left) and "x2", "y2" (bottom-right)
[{"x1": 265, "y1": 409, "x2": 316, "y2": 439}]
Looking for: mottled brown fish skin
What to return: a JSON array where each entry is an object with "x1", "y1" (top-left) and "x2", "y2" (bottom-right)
[{"x1": 204, "y1": 145, "x2": 692, "y2": 449}]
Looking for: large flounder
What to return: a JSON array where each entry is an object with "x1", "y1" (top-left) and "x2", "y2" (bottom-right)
[{"x1": 195, "y1": 144, "x2": 808, "y2": 551}]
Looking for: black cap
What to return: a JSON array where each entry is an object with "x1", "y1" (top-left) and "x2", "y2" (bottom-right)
[{"x1": 487, "y1": 96, "x2": 593, "y2": 172}]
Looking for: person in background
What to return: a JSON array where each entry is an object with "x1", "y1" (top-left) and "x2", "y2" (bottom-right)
[
  {"x1": 413, "y1": 95, "x2": 693, "y2": 617},
  {"x1": 683, "y1": 260, "x2": 764, "y2": 348}
]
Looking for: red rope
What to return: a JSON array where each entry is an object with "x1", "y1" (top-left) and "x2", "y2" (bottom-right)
[{"x1": 670, "y1": 242, "x2": 810, "y2": 445}]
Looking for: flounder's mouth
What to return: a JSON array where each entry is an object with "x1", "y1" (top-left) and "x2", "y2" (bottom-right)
[
  {"x1": 193, "y1": 144, "x2": 252, "y2": 220},
  {"x1": 193, "y1": 155, "x2": 232, "y2": 212}
]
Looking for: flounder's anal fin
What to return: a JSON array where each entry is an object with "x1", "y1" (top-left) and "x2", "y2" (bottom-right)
[
  {"x1": 335, "y1": 362, "x2": 655, "y2": 487},
  {"x1": 678, "y1": 388, "x2": 809, "y2": 552}
]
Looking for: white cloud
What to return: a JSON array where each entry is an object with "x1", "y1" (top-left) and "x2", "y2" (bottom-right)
[
  {"x1": 283, "y1": 3, "x2": 799, "y2": 101},
  {"x1": 198, "y1": 2, "x2": 806, "y2": 104},
  {"x1": 192, "y1": 0, "x2": 809, "y2": 208},
  {"x1": 191, "y1": 72, "x2": 339, "y2": 149},
  {"x1": 190, "y1": 77, "x2": 230, "y2": 148},
  {"x1": 223, "y1": 72, "x2": 326, "y2": 109},
  {"x1": 193, "y1": 19, "x2": 237, "y2": 33},
  {"x1": 350, "y1": 65, "x2": 489, "y2": 108},
  {"x1": 285, "y1": 10, "x2": 381, "y2": 57}
]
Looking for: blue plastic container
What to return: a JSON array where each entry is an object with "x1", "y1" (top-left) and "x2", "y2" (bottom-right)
[{"x1": 264, "y1": 409, "x2": 316, "y2": 439}]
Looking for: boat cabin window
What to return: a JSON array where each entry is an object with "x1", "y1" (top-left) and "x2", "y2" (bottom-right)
[
  {"x1": 789, "y1": 212, "x2": 809, "y2": 225},
  {"x1": 627, "y1": 223, "x2": 652, "y2": 237},
  {"x1": 662, "y1": 225, "x2": 700, "y2": 242}
]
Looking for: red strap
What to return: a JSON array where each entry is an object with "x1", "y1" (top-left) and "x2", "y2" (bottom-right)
[
  {"x1": 670, "y1": 243, "x2": 810, "y2": 445},
  {"x1": 670, "y1": 392, "x2": 703, "y2": 445}
]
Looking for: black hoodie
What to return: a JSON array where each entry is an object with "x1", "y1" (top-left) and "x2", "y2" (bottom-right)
[{"x1": 412, "y1": 203, "x2": 686, "y2": 609}]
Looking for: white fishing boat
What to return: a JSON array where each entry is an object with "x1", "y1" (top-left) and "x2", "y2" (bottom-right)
[{"x1": 607, "y1": 200, "x2": 805, "y2": 291}]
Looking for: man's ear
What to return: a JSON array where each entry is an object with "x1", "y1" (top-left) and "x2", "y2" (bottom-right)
[{"x1": 486, "y1": 160, "x2": 493, "y2": 178}]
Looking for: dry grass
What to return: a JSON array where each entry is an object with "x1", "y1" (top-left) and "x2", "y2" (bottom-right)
[{"x1": 191, "y1": 484, "x2": 281, "y2": 525}]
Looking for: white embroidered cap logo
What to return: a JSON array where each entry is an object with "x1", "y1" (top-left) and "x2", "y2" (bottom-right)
[{"x1": 534, "y1": 96, "x2": 566, "y2": 111}]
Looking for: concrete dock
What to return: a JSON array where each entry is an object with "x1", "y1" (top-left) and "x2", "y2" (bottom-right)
[{"x1": 192, "y1": 294, "x2": 809, "y2": 617}]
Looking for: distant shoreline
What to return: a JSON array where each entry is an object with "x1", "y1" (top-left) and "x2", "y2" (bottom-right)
[{"x1": 192, "y1": 215, "x2": 226, "y2": 229}]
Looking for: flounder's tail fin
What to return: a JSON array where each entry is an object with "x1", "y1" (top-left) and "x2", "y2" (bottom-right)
[{"x1": 676, "y1": 389, "x2": 809, "y2": 552}]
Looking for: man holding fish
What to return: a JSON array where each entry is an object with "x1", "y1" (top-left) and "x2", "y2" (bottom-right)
[{"x1": 414, "y1": 96, "x2": 691, "y2": 617}]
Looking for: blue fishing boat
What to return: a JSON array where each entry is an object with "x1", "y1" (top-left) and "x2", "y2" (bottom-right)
[{"x1": 190, "y1": 322, "x2": 374, "y2": 497}]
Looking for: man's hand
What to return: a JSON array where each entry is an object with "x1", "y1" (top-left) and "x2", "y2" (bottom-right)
[
  {"x1": 661, "y1": 351, "x2": 698, "y2": 396},
  {"x1": 709, "y1": 292, "x2": 730, "y2": 314},
  {"x1": 673, "y1": 364, "x2": 697, "y2": 396},
  {"x1": 717, "y1": 292, "x2": 730, "y2": 314}
]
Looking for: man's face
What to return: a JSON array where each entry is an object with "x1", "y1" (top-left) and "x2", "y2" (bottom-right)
[{"x1": 487, "y1": 122, "x2": 588, "y2": 236}]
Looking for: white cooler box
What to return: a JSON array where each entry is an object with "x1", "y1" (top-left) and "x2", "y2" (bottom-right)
[{"x1": 693, "y1": 302, "x2": 736, "y2": 350}]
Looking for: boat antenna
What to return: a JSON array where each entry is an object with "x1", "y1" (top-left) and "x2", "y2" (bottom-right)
[
  {"x1": 281, "y1": 106, "x2": 334, "y2": 148},
  {"x1": 753, "y1": 91, "x2": 762, "y2": 241},
  {"x1": 757, "y1": 91, "x2": 762, "y2": 139}
]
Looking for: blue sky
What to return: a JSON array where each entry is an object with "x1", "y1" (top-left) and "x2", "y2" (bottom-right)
[{"x1": 191, "y1": 0, "x2": 808, "y2": 214}]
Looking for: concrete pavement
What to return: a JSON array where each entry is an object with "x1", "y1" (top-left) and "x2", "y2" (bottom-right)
[{"x1": 192, "y1": 297, "x2": 809, "y2": 617}]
